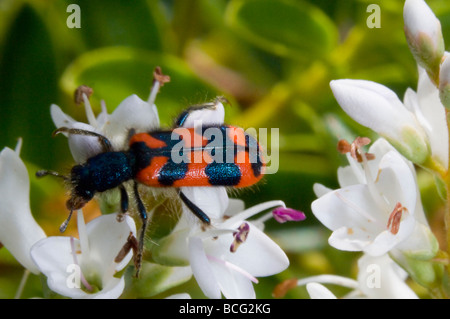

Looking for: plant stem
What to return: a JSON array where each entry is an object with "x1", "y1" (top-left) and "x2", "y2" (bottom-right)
[
  {"x1": 445, "y1": 110, "x2": 450, "y2": 274},
  {"x1": 14, "y1": 269, "x2": 30, "y2": 299}
]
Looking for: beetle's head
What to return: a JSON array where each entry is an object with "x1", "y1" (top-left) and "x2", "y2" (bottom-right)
[{"x1": 36, "y1": 165, "x2": 95, "y2": 232}]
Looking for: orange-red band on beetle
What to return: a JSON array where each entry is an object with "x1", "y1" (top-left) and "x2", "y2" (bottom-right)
[
  {"x1": 129, "y1": 132, "x2": 167, "y2": 149},
  {"x1": 136, "y1": 156, "x2": 168, "y2": 186}
]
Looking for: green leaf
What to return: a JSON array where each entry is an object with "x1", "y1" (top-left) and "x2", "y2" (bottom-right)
[
  {"x1": 62, "y1": 0, "x2": 165, "y2": 51},
  {"x1": 124, "y1": 263, "x2": 192, "y2": 298},
  {"x1": 0, "y1": 4, "x2": 60, "y2": 168},
  {"x1": 226, "y1": 0, "x2": 338, "y2": 59},
  {"x1": 59, "y1": 46, "x2": 219, "y2": 126}
]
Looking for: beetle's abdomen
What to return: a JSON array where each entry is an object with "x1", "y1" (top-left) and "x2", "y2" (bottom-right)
[{"x1": 128, "y1": 125, "x2": 265, "y2": 188}]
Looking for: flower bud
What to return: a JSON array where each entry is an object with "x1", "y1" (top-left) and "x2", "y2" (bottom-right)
[
  {"x1": 404, "y1": 0, "x2": 445, "y2": 85},
  {"x1": 391, "y1": 222, "x2": 442, "y2": 289},
  {"x1": 330, "y1": 79, "x2": 430, "y2": 164},
  {"x1": 439, "y1": 53, "x2": 450, "y2": 108},
  {"x1": 272, "y1": 207, "x2": 306, "y2": 223}
]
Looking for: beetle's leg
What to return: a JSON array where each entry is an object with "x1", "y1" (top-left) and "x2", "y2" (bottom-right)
[
  {"x1": 59, "y1": 209, "x2": 74, "y2": 233},
  {"x1": 178, "y1": 190, "x2": 211, "y2": 225},
  {"x1": 133, "y1": 182, "x2": 148, "y2": 278},
  {"x1": 53, "y1": 127, "x2": 113, "y2": 152},
  {"x1": 116, "y1": 184, "x2": 129, "y2": 222},
  {"x1": 126, "y1": 128, "x2": 136, "y2": 143}
]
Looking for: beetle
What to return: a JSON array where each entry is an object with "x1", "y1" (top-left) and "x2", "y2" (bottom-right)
[{"x1": 36, "y1": 97, "x2": 266, "y2": 276}]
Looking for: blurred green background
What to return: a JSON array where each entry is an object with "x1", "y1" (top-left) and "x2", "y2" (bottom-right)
[{"x1": 0, "y1": 0, "x2": 448, "y2": 298}]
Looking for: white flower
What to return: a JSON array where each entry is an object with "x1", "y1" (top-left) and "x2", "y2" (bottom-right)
[
  {"x1": 330, "y1": 79, "x2": 428, "y2": 164},
  {"x1": 51, "y1": 70, "x2": 164, "y2": 163},
  {"x1": 296, "y1": 254, "x2": 418, "y2": 299},
  {"x1": 0, "y1": 141, "x2": 136, "y2": 299},
  {"x1": 330, "y1": 72, "x2": 448, "y2": 169},
  {"x1": 30, "y1": 211, "x2": 136, "y2": 299},
  {"x1": 0, "y1": 141, "x2": 46, "y2": 275},
  {"x1": 404, "y1": 0, "x2": 444, "y2": 83},
  {"x1": 45, "y1": 67, "x2": 293, "y2": 299},
  {"x1": 404, "y1": 66, "x2": 448, "y2": 170},
  {"x1": 51, "y1": 93, "x2": 159, "y2": 163},
  {"x1": 356, "y1": 254, "x2": 418, "y2": 298},
  {"x1": 153, "y1": 188, "x2": 291, "y2": 299},
  {"x1": 311, "y1": 138, "x2": 437, "y2": 258}
]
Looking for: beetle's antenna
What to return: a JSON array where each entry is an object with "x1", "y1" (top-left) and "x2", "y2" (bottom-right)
[
  {"x1": 59, "y1": 209, "x2": 74, "y2": 233},
  {"x1": 36, "y1": 170, "x2": 69, "y2": 181},
  {"x1": 53, "y1": 127, "x2": 113, "y2": 153}
]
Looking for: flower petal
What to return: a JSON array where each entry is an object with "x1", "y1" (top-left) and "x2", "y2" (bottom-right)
[
  {"x1": 376, "y1": 151, "x2": 417, "y2": 215},
  {"x1": 84, "y1": 213, "x2": 137, "y2": 276},
  {"x1": 67, "y1": 122, "x2": 105, "y2": 163},
  {"x1": 102, "y1": 94, "x2": 160, "y2": 149},
  {"x1": 181, "y1": 187, "x2": 229, "y2": 222},
  {"x1": 188, "y1": 236, "x2": 221, "y2": 299},
  {"x1": 395, "y1": 221, "x2": 439, "y2": 258},
  {"x1": 357, "y1": 254, "x2": 418, "y2": 299},
  {"x1": 328, "y1": 226, "x2": 374, "y2": 252},
  {"x1": 337, "y1": 165, "x2": 363, "y2": 187},
  {"x1": 91, "y1": 277, "x2": 125, "y2": 299},
  {"x1": 312, "y1": 183, "x2": 333, "y2": 197},
  {"x1": 416, "y1": 67, "x2": 448, "y2": 168},
  {"x1": 181, "y1": 101, "x2": 225, "y2": 128},
  {"x1": 306, "y1": 283, "x2": 337, "y2": 299},
  {"x1": 31, "y1": 236, "x2": 87, "y2": 298},
  {"x1": 212, "y1": 223, "x2": 289, "y2": 277},
  {"x1": 364, "y1": 215, "x2": 415, "y2": 256},
  {"x1": 208, "y1": 256, "x2": 256, "y2": 299},
  {"x1": 330, "y1": 80, "x2": 412, "y2": 134},
  {"x1": 152, "y1": 227, "x2": 191, "y2": 265},
  {"x1": 312, "y1": 184, "x2": 382, "y2": 232},
  {"x1": 224, "y1": 199, "x2": 246, "y2": 217},
  {"x1": 50, "y1": 104, "x2": 77, "y2": 129},
  {"x1": 0, "y1": 147, "x2": 46, "y2": 274}
]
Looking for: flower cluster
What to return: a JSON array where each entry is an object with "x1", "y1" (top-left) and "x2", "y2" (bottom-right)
[
  {"x1": 0, "y1": 68, "x2": 305, "y2": 299},
  {"x1": 0, "y1": 142, "x2": 136, "y2": 298},
  {"x1": 286, "y1": 0, "x2": 450, "y2": 298}
]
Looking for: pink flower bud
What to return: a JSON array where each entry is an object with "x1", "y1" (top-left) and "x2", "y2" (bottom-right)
[{"x1": 273, "y1": 207, "x2": 306, "y2": 223}]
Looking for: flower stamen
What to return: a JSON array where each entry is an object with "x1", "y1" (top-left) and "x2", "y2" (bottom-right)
[
  {"x1": 338, "y1": 137, "x2": 375, "y2": 162},
  {"x1": 74, "y1": 85, "x2": 94, "y2": 105},
  {"x1": 148, "y1": 66, "x2": 170, "y2": 105},
  {"x1": 230, "y1": 222, "x2": 250, "y2": 253},
  {"x1": 69, "y1": 236, "x2": 93, "y2": 292},
  {"x1": 387, "y1": 202, "x2": 404, "y2": 235},
  {"x1": 272, "y1": 278, "x2": 298, "y2": 298},
  {"x1": 207, "y1": 255, "x2": 259, "y2": 283}
]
